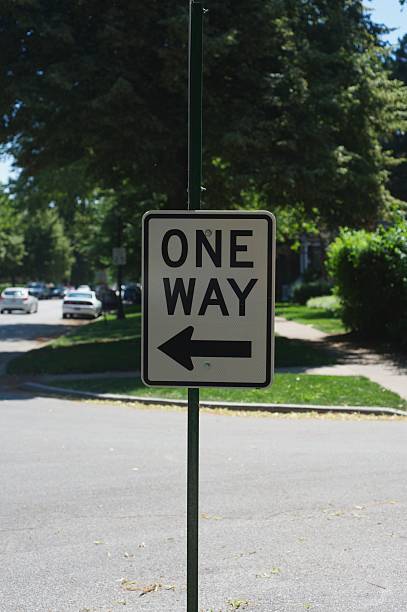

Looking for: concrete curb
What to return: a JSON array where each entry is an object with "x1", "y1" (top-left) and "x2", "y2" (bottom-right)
[{"x1": 21, "y1": 382, "x2": 407, "y2": 417}]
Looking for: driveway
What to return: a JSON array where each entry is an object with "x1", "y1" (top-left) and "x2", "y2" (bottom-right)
[{"x1": 0, "y1": 299, "x2": 86, "y2": 375}]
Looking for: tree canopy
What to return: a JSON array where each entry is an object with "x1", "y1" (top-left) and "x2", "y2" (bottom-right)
[
  {"x1": 0, "y1": 0, "x2": 406, "y2": 248},
  {"x1": 23, "y1": 207, "x2": 73, "y2": 281},
  {"x1": 387, "y1": 33, "x2": 407, "y2": 205},
  {"x1": 0, "y1": 191, "x2": 25, "y2": 284}
]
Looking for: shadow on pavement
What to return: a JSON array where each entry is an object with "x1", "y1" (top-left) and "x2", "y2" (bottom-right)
[
  {"x1": 327, "y1": 333, "x2": 407, "y2": 373},
  {"x1": 0, "y1": 390, "x2": 35, "y2": 401},
  {"x1": 0, "y1": 323, "x2": 80, "y2": 342}
]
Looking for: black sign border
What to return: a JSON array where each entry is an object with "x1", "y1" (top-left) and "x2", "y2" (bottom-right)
[{"x1": 142, "y1": 211, "x2": 274, "y2": 388}]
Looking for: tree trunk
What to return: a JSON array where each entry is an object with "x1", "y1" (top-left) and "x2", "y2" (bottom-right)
[{"x1": 116, "y1": 213, "x2": 125, "y2": 320}]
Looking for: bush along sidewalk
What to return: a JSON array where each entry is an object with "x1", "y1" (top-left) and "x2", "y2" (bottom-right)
[{"x1": 327, "y1": 222, "x2": 407, "y2": 348}]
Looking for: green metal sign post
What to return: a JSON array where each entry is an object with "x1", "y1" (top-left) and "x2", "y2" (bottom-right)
[
  {"x1": 141, "y1": 4, "x2": 274, "y2": 608},
  {"x1": 187, "y1": 1, "x2": 203, "y2": 610}
]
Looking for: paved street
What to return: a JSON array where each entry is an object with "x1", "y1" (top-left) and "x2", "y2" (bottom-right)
[
  {"x1": 1, "y1": 394, "x2": 406, "y2": 612},
  {"x1": 0, "y1": 300, "x2": 86, "y2": 375}
]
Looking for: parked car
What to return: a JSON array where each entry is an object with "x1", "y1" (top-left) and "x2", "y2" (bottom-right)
[
  {"x1": 62, "y1": 290, "x2": 102, "y2": 319},
  {"x1": 52, "y1": 285, "x2": 67, "y2": 298},
  {"x1": 123, "y1": 283, "x2": 141, "y2": 305},
  {"x1": 27, "y1": 281, "x2": 48, "y2": 299},
  {"x1": 0, "y1": 287, "x2": 38, "y2": 314},
  {"x1": 76, "y1": 284, "x2": 92, "y2": 291}
]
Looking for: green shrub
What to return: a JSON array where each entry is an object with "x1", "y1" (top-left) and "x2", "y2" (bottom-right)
[
  {"x1": 292, "y1": 279, "x2": 332, "y2": 305},
  {"x1": 306, "y1": 295, "x2": 342, "y2": 314},
  {"x1": 326, "y1": 223, "x2": 407, "y2": 346}
]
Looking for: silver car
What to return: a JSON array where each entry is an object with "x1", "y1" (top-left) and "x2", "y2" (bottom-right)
[
  {"x1": 0, "y1": 287, "x2": 39, "y2": 314},
  {"x1": 62, "y1": 290, "x2": 102, "y2": 319}
]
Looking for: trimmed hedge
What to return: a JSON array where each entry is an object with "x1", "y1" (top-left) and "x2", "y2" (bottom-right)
[
  {"x1": 292, "y1": 279, "x2": 332, "y2": 305},
  {"x1": 326, "y1": 223, "x2": 407, "y2": 346}
]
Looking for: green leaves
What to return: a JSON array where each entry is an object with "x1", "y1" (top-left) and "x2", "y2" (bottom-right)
[
  {"x1": 0, "y1": 191, "x2": 25, "y2": 282},
  {"x1": 23, "y1": 207, "x2": 73, "y2": 280},
  {"x1": 326, "y1": 221, "x2": 407, "y2": 344},
  {"x1": 0, "y1": 0, "x2": 406, "y2": 241}
]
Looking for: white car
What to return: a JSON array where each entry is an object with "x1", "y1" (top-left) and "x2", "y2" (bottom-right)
[
  {"x1": 62, "y1": 290, "x2": 102, "y2": 319},
  {"x1": 0, "y1": 287, "x2": 39, "y2": 314}
]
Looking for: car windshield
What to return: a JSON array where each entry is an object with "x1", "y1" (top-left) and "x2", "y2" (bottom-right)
[
  {"x1": 28, "y1": 283, "x2": 41, "y2": 288},
  {"x1": 67, "y1": 292, "x2": 92, "y2": 299}
]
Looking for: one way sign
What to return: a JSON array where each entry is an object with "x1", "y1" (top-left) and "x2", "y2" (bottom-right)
[{"x1": 142, "y1": 211, "x2": 275, "y2": 388}]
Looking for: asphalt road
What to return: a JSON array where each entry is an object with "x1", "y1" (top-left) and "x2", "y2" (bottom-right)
[
  {"x1": 1, "y1": 394, "x2": 406, "y2": 612},
  {"x1": 0, "y1": 299, "x2": 85, "y2": 375}
]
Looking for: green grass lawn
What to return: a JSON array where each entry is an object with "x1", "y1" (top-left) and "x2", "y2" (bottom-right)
[
  {"x1": 275, "y1": 302, "x2": 347, "y2": 335},
  {"x1": 48, "y1": 374, "x2": 406, "y2": 409},
  {"x1": 7, "y1": 309, "x2": 142, "y2": 375},
  {"x1": 53, "y1": 307, "x2": 142, "y2": 345},
  {"x1": 7, "y1": 308, "x2": 339, "y2": 375}
]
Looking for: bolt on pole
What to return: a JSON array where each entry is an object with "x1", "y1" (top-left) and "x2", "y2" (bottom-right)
[{"x1": 187, "y1": 2, "x2": 203, "y2": 611}]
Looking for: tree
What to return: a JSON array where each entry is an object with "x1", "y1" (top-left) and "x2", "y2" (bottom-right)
[
  {"x1": 0, "y1": 191, "x2": 25, "y2": 284},
  {"x1": 23, "y1": 208, "x2": 73, "y2": 281},
  {"x1": 1, "y1": 1, "x2": 406, "y2": 229},
  {"x1": 387, "y1": 34, "x2": 407, "y2": 205}
]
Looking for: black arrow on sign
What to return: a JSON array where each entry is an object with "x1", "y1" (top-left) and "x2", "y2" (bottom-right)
[{"x1": 158, "y1": 326, "x2": 252, "y2": 371}]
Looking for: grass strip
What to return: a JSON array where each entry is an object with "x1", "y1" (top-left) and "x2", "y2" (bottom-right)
[
  {"x1": 7, "y1": 307, "x2": 339, "y2": 375},
  {"x1": 48, "y1": 374, "x2": 406, "y2": 410}
]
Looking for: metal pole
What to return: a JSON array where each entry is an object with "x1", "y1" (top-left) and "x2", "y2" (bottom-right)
[
  {"x1": 187, "y1": 388, "x2": 200, "y2": 611},
  {"x1": 188, "y1": 1, "x2": 203, "y2": 211},
  {"x1": 187, "y1": 2, "x2": 203, "y2": 611}
]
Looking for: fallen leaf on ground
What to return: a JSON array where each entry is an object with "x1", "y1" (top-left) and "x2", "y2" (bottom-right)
[
  {"x1": 367, "y1": 581, "x2": 386, "y2": 589},
  {"x1": 237, "y1": 551, "x2": 256, "y2": 558},
  {"x1": 120, "y1": 580, "x2": 175, "y2": 596},
  {"x1": 228, "y1": 599, "x2": 249, "y2": 609},
  {"x1": 256, "y1": 567, "x2": 281, "y2": 578},
  {"x1": 121, "y1": 580, "x2": 158, "y2": 594},
  {"x1": 200, "y1": 512, "x2": 223, "y2": 520},
  {"x1": 139, "y1": 584, "x2": 160, "y2": 597}
]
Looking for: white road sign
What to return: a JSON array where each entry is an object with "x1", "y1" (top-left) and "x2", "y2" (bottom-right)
[
  {"x1": 112, "y1": 247, "x2": 126, "y2": 266},
  {"x1": 142, "y1": 211, "x2": 275, "y2": 387}
]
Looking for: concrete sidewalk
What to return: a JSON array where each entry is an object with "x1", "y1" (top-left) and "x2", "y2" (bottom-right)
[
  {"x1": 275, "y1": 315, "x2": 328, "y2": 341},
  {"x1": 275, "y1": 317, "x2": 407, "y2": 400}
]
